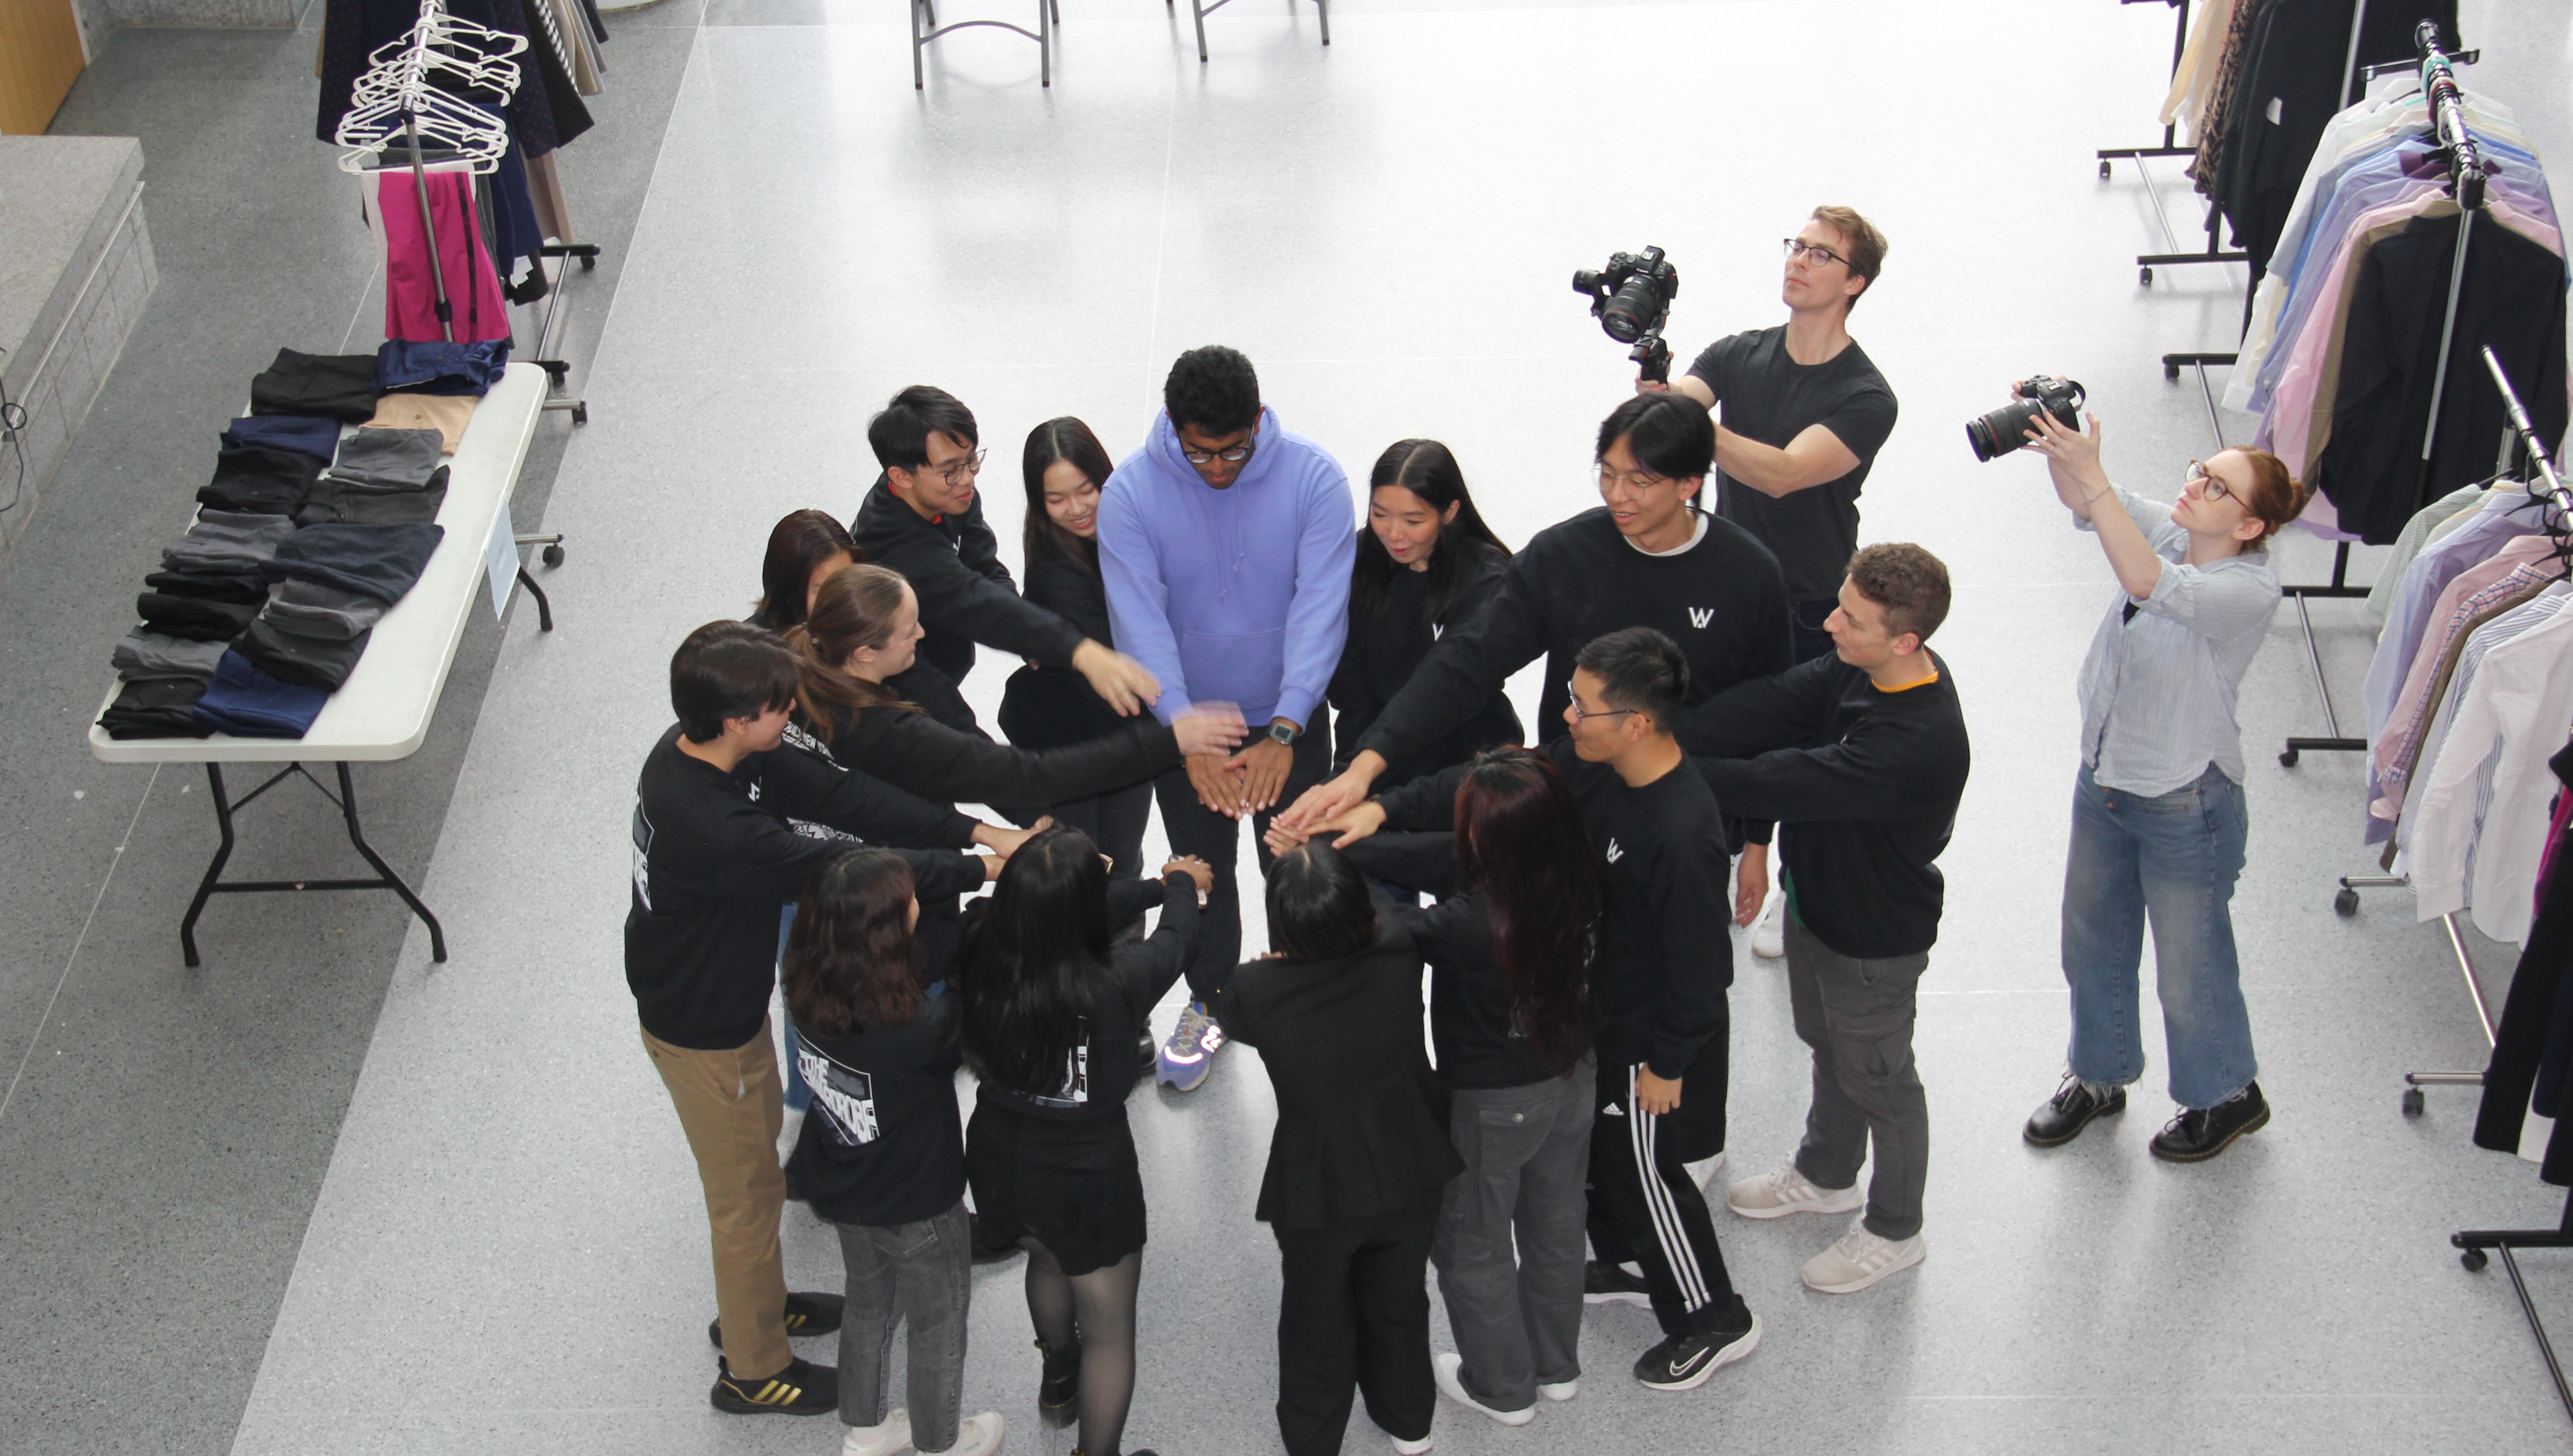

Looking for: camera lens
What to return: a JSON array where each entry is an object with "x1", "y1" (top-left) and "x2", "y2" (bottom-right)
[
  {"x1": 1601, "y1": 278, "x2": 1660, "y2": 343},
  {"x1": 1572, "y1": 270, "x2": 1603, "y2": 296},
  {"x1": 1965, "y1": 398, "x2": 2041, "y2": 463}
]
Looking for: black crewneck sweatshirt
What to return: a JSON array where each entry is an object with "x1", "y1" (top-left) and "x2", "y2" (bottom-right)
[
  {"x1": 1681, "y1": 652, "x2": 1970, "y2": 959},
  {"x1": 851, "y1": 476, "x2": 1087, "y2": 690},
  {"x1": 1379, "y1": 736, "x2": 1729, "y2": 1080},
  {"x1": 624, "y1": 725, "x2": 985, "y2": 1051},
  {"x1": 813, "y1": 702, "x2": 1178, "y2": 814}
]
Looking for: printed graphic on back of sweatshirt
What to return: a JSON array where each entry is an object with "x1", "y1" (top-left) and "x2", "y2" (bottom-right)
[
  {"x1": 1025, "y1": 1018, "x2": 1092, "y2": 1108},
  {"x1": 801, "y1": 1047, "x2": 881, "y2": 1146},
  {"x1": 631, "y1": 803, "x2": 655, "y2": 910}
]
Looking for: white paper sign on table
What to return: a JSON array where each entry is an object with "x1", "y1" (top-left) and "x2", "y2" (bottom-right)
[{"x1": 485, "y1": 497, "x2": 519, "y2": 621}]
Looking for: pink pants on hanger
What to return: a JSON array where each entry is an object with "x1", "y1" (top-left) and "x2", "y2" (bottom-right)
[{"x1": 378, "y1": 170, "x2": 510, "y2": 343}]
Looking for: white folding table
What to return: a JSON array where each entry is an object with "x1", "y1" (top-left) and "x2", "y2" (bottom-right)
[{"x1": 86, "y1": 362, "x2": 550, "y2": 966}]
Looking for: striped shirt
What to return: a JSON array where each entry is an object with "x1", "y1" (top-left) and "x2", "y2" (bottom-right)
[{"x1": 2075, "y1": 488, "x2": 2283, "y2": 797}]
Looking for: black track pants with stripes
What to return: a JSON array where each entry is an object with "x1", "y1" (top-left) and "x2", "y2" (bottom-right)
[{"x1": 1586, "y1": 1061, "x2": 1749, "y2": 1338}]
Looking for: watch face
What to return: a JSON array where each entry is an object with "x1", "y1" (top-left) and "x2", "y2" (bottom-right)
[{"x1": 1269, "y1": 724, "x2": 1295, "y2": 745}]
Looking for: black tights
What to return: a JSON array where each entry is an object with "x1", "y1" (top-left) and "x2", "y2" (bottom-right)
[{"x1": 1022, "y1": 1240, "x2": 1142, "y2": 1456}]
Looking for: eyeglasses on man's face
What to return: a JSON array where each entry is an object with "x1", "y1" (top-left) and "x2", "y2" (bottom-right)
[
  {"x1": 1783, "y1": 237, "x2": 1847, "y2": 269},
  {"x1": 923, "y1": 448, "x2": 986, "y2": 488},
  {"x1": 1181, "y1": 440, "x2": 1255, "y2": 466},
  {"x1": 1564, "y1": 680, "x2": 1636, "y2": 724},
  {"x1": 1596, "y1": 463, "x2": 1674, "y2": 497}
]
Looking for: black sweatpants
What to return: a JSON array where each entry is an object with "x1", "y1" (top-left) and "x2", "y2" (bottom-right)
[
  {"x1": 1586, "y1": 1060, "x2": 1747, "y2": 1338},
  {"x1": 1272, "y1": 1190, "x2": 1439, "y2": 1456},
  {"x1": 1153, "y1": 728, "x2": 1330, "y2": 1000}
]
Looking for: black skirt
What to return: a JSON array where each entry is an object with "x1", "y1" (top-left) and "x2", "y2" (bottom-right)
[{"x1": 967, "y1": 1100, "x2": 1146, "y2": 1276}]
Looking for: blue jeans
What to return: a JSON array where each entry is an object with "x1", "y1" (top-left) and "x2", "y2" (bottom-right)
[
  {"x1": 2061, "y1": 763, "x2": 2258, "y2": 1110},
  {"x1": 779, "y1": 902, "x2": 810, "y2": 1113}
]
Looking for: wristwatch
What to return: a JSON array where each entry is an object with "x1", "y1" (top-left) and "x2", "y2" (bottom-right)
[{"x1": 1267, "y1": 721, "x2": 1298, "y2": 748}]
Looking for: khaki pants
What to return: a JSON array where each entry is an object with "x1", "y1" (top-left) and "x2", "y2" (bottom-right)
[{"x1": 642, "y1": 1019, "x2": 790, "y2": 1380}]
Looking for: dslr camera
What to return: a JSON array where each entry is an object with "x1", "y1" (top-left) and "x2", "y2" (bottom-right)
[
  {"x1": 1573, "y1": 246, "x2": 1679, "y2": 383},
  {"x1": 1966, "y1": 375, "x2": 2086, "y2": 463}
]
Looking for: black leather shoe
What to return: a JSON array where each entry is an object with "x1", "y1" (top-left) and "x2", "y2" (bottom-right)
[
  {"x1": 707, "y1": 1291, "x2": 843, "y2": 1349},
  {"x1": 2150, "y1": 1082, "x2": 2270, "y2": 1162},
  {"x1": 2024, "y1": 1074, "x2": 2125, "y2": 1147},
  {"x1": 1038, "y1": 1338, "x2": 1081, "y2": 1425}
]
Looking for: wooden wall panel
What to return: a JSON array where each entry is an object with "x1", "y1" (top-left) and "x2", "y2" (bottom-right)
[{"x1": 0, "y1": 0, "x2": 87, "y2": 136}]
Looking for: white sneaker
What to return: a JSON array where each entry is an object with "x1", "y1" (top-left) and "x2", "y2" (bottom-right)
[
  {"x1": 1390, "y1": 1432, "x2": 1434, "y2": 1455},
  {"x1": 1684, "y1": 1149, "x2": 1728, "y2": 1192},
  {"x1": 1432, "y1": 1352, "x2": 1533, "y2": 1426},
  {"x1": 1800, "y1": 1219, "x2": 1925, "y2": 1294},
  {"x1": 1725, "y1": 1161, "x2": 1864, "y2": 1220},
  {"x1": 1751, "y1": 887, "x2": 1785, "y2": 959},
  {"x1": 943, "y1": 1411, "x2": 1007, "y2": 1456},
  {"x1": 1536, "y1": 1380, "x2": 1578, "y2": 1402},
  {"x1": 841, "y1": 1409, "x2": 912, "y2": 1456}
]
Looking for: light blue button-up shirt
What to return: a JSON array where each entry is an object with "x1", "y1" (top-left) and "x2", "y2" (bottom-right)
[{"x1": 2076, "y1": 489, "x2": 2283, "y2": 797}]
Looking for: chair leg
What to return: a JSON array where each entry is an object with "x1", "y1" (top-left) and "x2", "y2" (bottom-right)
[
  {"x1": 1039, "y1": 0, "x2": 1050, "y2": 85},
  {"x1": 911, "y1": 0, "x2": 925, "y2": 88},
  {"x1": 1317, "y1": 0, "x2": 1329, "y2": 44},
  {"x1": 1192, "y1": 0, "x2": 1207, "y2": 61}
]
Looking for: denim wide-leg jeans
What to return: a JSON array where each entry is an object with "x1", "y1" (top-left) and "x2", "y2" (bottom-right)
[{"x1": 2060, "y1": 762, "x2": 2258, "y2": 1110}]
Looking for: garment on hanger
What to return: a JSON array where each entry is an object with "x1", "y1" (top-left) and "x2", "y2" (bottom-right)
[
  {"x1": 2364, "y1": 489, "x2": 2547, "y2": 743},
  {"x1": 374, "y1": 169, "x2": 512, "y2": 343},
  {"x1": 2475, "y1": 747, "x2": 2573, "y2": 1183},
  {"x1": 2314, "y1": 213, "x2": 2569, "y2": 543},
  {"x1": 524, "y1": 149, "x2": 573, "y2": 243},
  {"x1": 2368, "y1": 537, "x2": 2565, "y2": 822},
  {"x1": 2160, "y1": 0, "x2": 2239, "y2": 145},
  {"x1": 2406, "y1": 583, "x2": 2573, "y2": 935},
  {"x1": 2188, "y1": 0, "x2": 2266, "y2": 199}
]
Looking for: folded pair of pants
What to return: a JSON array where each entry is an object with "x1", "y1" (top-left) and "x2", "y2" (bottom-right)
[
  {"x1": 363, "y1": 393, "x2": 475, "y2": 453},
  {"x1": 99, "y1": 677, "x2": 212, "y2": 739},
  {"x1": 198, "y1": 446, "x2": 324, "y2": 516},
  {"x1": 144, "y1": 567, "x2": 271, "y2": 604},
  {"x1": 299, "y1": 470, "x2": 449, "y2": 526},
  {"x1": 375, "y1": 338, "x2": 509, "y2": 396},
  {"x1": 112, "y1": 631, "x2": 229, "y2": 682},
  {"x1": 221, "y1": 414, "x2": 340, "y2": 463},
  {"x1": 236, "y1": 619, "x2": 371, "y2": 691},
  {"x1": 263, "y1": 580, "x2": 387, "y2": 638},
  {"x1": 136, "y1": 593, "x2": 258, "y2": 642},
  {"x1": 270, "y1": 522, "x2": 444, "y2": 605},
  {"x1": 162, "y1": 511, "x2": 298, "y2": 573},
  {"x1": 192, "y1": 651, "x2": 327, "y2": 737},
  {"x1": 250, "y1": 348, "x2": 380, "y2": 423},
  {"x1": 323, "y1": 427, "x2": 444, "y2": 488}
]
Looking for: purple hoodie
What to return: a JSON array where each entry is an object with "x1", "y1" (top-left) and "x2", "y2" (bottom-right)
[{"x1": 1098, "y1": 407, "x2": 1355, "y2": 729}]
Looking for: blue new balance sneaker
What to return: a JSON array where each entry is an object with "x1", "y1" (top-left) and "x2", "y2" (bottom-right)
[{"x1": 1156, "y1": 1000, "x2": 1224, "y2": 1091}]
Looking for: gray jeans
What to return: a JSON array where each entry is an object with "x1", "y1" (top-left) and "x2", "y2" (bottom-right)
[
  {"x1": 1785, "y1": 915, "x2": 1930, "y2": 1242},
  {"x1": 1429, "y1": 1060, "x2": 1594, "y2": 1410},
  {"x1": 833, "y1": 1199, "x2": 972, "y2": 1452}
]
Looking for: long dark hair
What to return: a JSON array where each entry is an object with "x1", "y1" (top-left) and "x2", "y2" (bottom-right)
[
  {"x1": 788, "y1": 563, "x2": 916, "y2": 733},
  {"x1": 1265, "y1": 842, "x2": 1381, "y2": 961},
  {"x1": 1022, "y1": 417, "x2": 1115, "y2": 571},
  {"x1": 1454, "y1": 748, "x2": 1600, "y2": 1074},
  {"x1": 754, "y1": 509, "x2": 860, "y2": 631},
  {"x1": 959, "y1": 826, "x2": 1111, "y2": 1099},
  {"x1": 783, "y1": 850, "x2": 923, "y2": 1038},
  {"x1": 1351, "y1": 440, "x2": 1508, "y2": 627}
]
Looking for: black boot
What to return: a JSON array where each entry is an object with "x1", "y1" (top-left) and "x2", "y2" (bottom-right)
[
  {"x1": 1038, "y1": 1338, "x2": 1082, "y2": 1426},
  {"x1": 2149, "y1": 1082, "x2": 2270, "y2": 1162},
  {"x1": 2024, "y1": 1074, "x2": 2125, "y2": 1147}
]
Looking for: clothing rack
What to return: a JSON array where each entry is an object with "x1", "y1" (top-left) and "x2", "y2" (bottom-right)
[
  {"x1": 2448, "y1": 345, "x2": 2573, "y2": 1428},
  {"x1": 2277, "y1": 23, "x2": 2484, "y2": 770},
  {"x1": 2099, "y1": 0, "x2": 2251, "y2": 289}
]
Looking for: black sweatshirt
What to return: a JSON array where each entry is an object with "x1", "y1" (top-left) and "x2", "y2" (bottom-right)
[
  {"x1": 788, "y1": 993, "x2": 968, "y2": 1228},
  {"x1": 1341, "y1": 832, "x2": 1565, "y2": 1090},
  {"x1": 814, "y1": 701, "x2": 1178, "y2": 812},
  {"x1": 1381, "y1": 736, "x2": 1729, "y2": 1081},
  {"x1": 1682, "y1": 653, "x2": 1969, "y2": 960},
  {"x1": 1354, "y1": 507, "x2": 1789, "y2": 842},
  {"x1": 624, "y1": 725, "x2": 985, "y2": 1051},
  {"x1": 1329, "y1": 540, "x2": 1524, "y2": 790},
  {"x1": 971, "y1": 870, "x2": 1199, "y2": 1123},
  {"x1": 1000, "y1": 546, "x2": 1127, "y2": 752},
  {"x1": 851, "y1": 476, "x2": 1087, "y2": 690}
]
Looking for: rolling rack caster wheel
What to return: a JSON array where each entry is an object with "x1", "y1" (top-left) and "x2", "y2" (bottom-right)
[
  {"x1": 2461, "y1": 1248, "x2": 2489, "y2": 1273},
  {"x1": 542, "y1": 543, "x2": 566, "y2": 568},
  {"x1": 572, "y1": 402, "x2": 589, "y2": 426},
  {"x1": 2335, "y1": 887, "x2": 2360, "y2": 917},
  {"x1": 2164, "y1": 361, "x2": 2182, "y2": 382},
  {"x1": 2139, "y1": 265, "x2": 2155, "y2": 285},
  {"x1": 579, "y1": 254, "x2": 596, "y2": 271},
  {"x1": 2099, "y1": 160, "x2": 2112, "y2": 180},
  {"x1": 2402, "y1": 1086, "x2": 2425, "y2": 1117},
  {"x1": 2279, "y1": 748, "x2": 2300, "y2": 767}
]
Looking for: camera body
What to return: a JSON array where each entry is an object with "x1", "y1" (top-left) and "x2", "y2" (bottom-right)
[
  {"x1": 1966, "y1": 375, "x2": 2087, "y2": 463},
  {"x1": 1573, "y1": 246, "x2": 1680, "y2": 383}
]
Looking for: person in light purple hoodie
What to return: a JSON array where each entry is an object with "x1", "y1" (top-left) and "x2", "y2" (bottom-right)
[{"x1": 1099, "y1": 345, "x2": 1356, "y2": 1092}]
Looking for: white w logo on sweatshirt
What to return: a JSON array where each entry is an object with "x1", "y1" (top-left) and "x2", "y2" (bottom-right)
[{"x1": 1688, "y1": 606, "x2": 1714, "y2": 629}]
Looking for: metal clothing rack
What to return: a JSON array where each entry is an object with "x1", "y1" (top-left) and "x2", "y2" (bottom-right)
[
  {"x1": 2098, "y1": 0, "x2": 2250, "y2": 287},
  {"x1": 2446, "y1": 348, "x2": 2573, "y2": 1428},
  {"x1": 2276, "y1": 22, "x2": 2482, "y2": 769}
]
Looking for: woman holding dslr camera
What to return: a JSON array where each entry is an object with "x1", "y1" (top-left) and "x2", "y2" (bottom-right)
[{"x1": 2015, "y1": 397, "x2": 2305, "y2": 1163}]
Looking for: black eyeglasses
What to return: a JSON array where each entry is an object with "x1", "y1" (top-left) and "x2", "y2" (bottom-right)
[
  {"x1": 1181, "y1": 440, "x2": 1256, "y2": 466},
  {"x1": 1783, "y1": 238, "x2": 1847, "y2": 268},
  {"x1": 927, "y1": 449, "x2": 987, "y2": 488},
  {"x1": 1565, "y1": 680, "x2": 1636, "y2": 724}
]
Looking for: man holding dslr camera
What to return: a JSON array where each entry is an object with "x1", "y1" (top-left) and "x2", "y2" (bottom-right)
[{"x1": 1642, "y1": 205, "x2": 1898, "y2": 956}]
